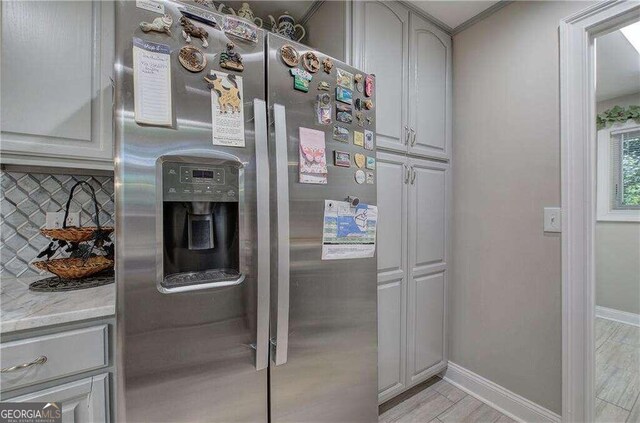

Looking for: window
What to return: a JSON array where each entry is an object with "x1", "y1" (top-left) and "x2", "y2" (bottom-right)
[
  {"x1": 612, "y1": 129, "x2": 640, "y2": 208},
  {"x1": 597, "y1": 122, "x2": 640, "y2": 221}
]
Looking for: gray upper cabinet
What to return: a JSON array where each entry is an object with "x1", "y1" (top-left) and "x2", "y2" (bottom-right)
[
  {"x1": 1, "y1": 1, "x2": 114, "y2": 170},
  {"x1": 353, "y1": 1, "x2": 409, "y2": 153},
  {"x1": 408, "y1": 13, "x2": 452, "y2": 160},
  {"x1": 351, "y1": 2, "x2": 451, "y2": 160}
]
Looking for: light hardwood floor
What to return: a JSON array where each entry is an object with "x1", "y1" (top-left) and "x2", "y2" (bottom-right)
[
  {"x1": 378, "y1": 378, "x2": 516, "y2": 423},
  {"x1": 595, "y1": 317, "x2": 640, "y2": 423},
  {"x1": 379, "y1": 318, "x2": 639, "y2": 423}
]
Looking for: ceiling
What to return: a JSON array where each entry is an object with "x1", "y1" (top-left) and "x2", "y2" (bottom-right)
[
  {"x1": 596, "y1": 29, "x2": 640, "y2": 101},
  {"x1": 406, "y1": 0, "x2": 500, "y2": 29}
]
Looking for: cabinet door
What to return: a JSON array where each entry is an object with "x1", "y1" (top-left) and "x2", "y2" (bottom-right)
[
  {"x1": 376, "y1": 151, "x2": 408, "y2": 402},
  {"x1": 408, "y1": 13, "x2": 452, "y2": 160},
  {"x1": 8, "y1": 374, "x2": 110, "y2": 423},
  {"x1": 406, "y1": 158, "x2": 448, "y2": 383},
  {"x1": 353, "y1": 1, "x2": 408, "y2": 153},
  {"x1": 1, "y1": 1, "x2": 114, "y2": 170}
]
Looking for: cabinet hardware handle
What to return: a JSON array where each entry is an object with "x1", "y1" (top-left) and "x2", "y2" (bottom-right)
[
  {"x1": 404, "y1": 164, "x2": 410, "y2": 184},
  {"x1": 404, "y1": 126, "x2": 410, "y2": 145},
  {"x1": 410, "y1": 129, "x2": 416, "y2": 147},
  {"x1": 411, "y1": 166, "x2": 416, "y2": 184},
  {"x1": 1, "y1": 356, "x2": 47, "y2": 373}
]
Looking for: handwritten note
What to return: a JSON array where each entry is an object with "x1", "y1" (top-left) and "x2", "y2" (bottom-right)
[{"x1": 133, "y1": 38, "x2": 172, "y2": 126}]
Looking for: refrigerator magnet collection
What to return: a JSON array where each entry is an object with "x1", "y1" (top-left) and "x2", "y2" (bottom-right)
[
  {"x1": 117, "y1": 1, "x2": 379, "y2": 421},
  {"x1": 133, "y1": 3, "x2": 377, "y2": 189}
]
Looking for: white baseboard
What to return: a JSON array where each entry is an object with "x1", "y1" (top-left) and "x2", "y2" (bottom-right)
[
  {"x1": 443, "y1": 362, "x2": 560, "y2": 423},
  {"x1": 596, "y1": 306, "x2": 640, "y2": 327}
]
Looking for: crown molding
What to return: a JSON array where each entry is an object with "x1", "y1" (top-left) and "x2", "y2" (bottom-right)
[
  {"x1": 452, "y1": 1, "x2": 514, "y2": 35},
  {"x1": 398, "y1": 0, "x2": 453, "y2": 33},
  {"x1": 299, "y1": 0, "x2": 326, "y2": 26},
  {"x1": 301, "y1": 0, "x2": 515, "y2": 38}
]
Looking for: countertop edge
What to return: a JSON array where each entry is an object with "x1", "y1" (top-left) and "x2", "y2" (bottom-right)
[{"x1": 1, "y1": 303, "x2": 116, "y2": 335}]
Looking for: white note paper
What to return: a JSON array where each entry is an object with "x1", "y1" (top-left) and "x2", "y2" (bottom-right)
[
  {"x1": 133, "y1": 38, "x2": 172, "y2": 126},
  {"x1": 136, "y1": 0, "x2": 164, "y2": 14},
  {"x1": 322, "y1": 200, "x2": 378, "y2": 260}
]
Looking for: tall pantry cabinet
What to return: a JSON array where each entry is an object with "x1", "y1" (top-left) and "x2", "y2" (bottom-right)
[
  {"x1": 352, "y1": 2, "x2": 452, "y2": 403},
  {"x1": 306, "y1": 1, "x2": 452, "y2": 403}
]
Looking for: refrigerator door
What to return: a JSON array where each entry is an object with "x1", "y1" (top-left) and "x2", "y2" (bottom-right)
[
  {"x1": 114, "y1": 2, "x2": 269, "y2": 421},
  {"x1": 267, "y1": 34, "x2": 378, "y2": 423}
]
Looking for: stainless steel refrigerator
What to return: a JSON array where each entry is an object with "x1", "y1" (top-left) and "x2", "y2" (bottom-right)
[{"x1": 115, "y1": 1, "x2": 377, "y2": 422}]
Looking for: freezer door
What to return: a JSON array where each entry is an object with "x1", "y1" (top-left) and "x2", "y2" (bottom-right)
[
  {"x1": 267, "y1": 33, "x2": 378, "y2": 423},
  {"x1": 114, "y1": 2, "x2": 269, "y2": 421}
]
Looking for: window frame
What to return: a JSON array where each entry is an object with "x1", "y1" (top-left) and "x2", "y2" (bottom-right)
[{"x1": 597, "y1": 120, "x2": 640, "y2": 222}]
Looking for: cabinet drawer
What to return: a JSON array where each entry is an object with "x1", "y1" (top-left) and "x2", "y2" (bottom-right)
[{"x1": 1, "y1": 325, "x2": 108, "y2": 392}]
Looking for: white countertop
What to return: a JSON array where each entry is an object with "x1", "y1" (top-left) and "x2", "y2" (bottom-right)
[{"x1": 0, "y1": 275, "x2": 115, "y2": 334}]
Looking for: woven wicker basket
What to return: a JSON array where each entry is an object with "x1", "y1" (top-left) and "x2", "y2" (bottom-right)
[
  {"x1": 33, "y1": 256, "x2": 113, "y2": 280},
  {"x1": 34, "y1": 181, "x2": 114, "y2": 280},
  {"x1": 40, "y1": 226, "x2": 114, "y2": 243},
  {"x1": 39, "y1": 180, "x2": 111, "y2": 243}
]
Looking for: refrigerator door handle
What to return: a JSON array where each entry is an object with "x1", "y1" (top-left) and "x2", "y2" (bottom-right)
[
  {"x1": 254, "y1": 99, "x2": 270, "y2": 371},
  {"x1": 273, "y1": 103, "x2": 290, "y2": 366}
]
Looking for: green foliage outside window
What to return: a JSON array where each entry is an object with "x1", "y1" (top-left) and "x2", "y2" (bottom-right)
[
  {"x1": 597, "y1": 105, "x2": 640, "y2": 209},
  {"x1": 621, "y1": 134, "x2": 640, "y2": 206}
]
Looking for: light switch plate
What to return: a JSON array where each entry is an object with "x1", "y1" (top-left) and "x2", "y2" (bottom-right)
[
  {"x1": 544, "y1": 207, "x2": 562, "y2": 233},
  {"x1": 45, "y1": 211, "x2": 81, "y2": 229}
]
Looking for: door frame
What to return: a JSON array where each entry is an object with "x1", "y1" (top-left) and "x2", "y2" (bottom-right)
[{"x1": 559, "y1": 2, "x2": 640, "y2": 422}]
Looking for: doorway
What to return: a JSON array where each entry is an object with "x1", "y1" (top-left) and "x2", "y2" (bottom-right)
[{"x1": 560, "y1": 2, "x2": 640, "y2": 422}]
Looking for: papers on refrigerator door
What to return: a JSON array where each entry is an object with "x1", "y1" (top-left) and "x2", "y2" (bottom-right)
[
  {"x1": 133, "y1": 38, "x2": 172, "y2": 126},
  {"x1": 299, "y1": 127, "x2": 328, "y2": 184},
  {"x1": 322, "y1": 200, "x2": 378, "y2": 260},
  {"x1": 208, "y1": 71, "x2": 246, "y2": 147}
]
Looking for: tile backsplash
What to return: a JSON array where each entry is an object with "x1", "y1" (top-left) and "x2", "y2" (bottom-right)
[{"x1": 0, "y1": 170, "x2": 114, "y2": 278}]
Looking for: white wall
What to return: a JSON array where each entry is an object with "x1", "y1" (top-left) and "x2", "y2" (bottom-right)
[
  {"x1": 451, "y1": 1, "x2": 594, "y2": 414},
  {"x1": 596, "y1": 222, "x2": 640, "y2": 315},
  {"x1": 596, "y1": 92, "x2": 640, "y2": 316},
  {"x1": 597, "y1": 91, "x2": 640, "y2": 113}
]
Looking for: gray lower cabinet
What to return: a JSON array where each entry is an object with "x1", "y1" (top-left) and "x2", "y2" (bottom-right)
[
  {"x1": 376, "y1": 151, "x2": 408, "y2": 400},
  {"x1": 0, "y1": 0, "x2": 114, "y2": 170},
  {"x1": 1, "y1": 320, "x2": 114, "y2": 423},
  {"x1": 0, "y1": 325, "x2": 108, "y2": 392},
  {"x1": 377, "y1": 151, "x2": 449, "y2": 403},
  {"x1": 406, "y1": 158, "x2": 449, "y2": 383},
  {"x1": 9, "y1": 374, "x2": 110, "y2": 423}
]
